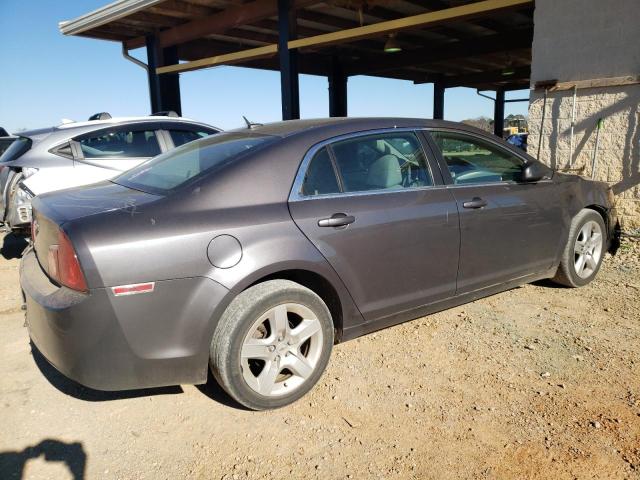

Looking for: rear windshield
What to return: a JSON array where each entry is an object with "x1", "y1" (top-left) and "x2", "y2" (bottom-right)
[
  {"x1": 0, "y1": 137, "x2": 31, "y2": 163},
  {"x1": 0, "y1": 138, "x2": 16, "y2": 156},
  {"x1": 113, "y1": 132, "x2": 275, "y2": 194}
]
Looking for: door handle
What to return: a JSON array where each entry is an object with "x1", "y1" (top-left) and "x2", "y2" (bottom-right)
[
  {"x1": 462, "y1": 197, "x2": 488, "y2": 209},
  {"x1": 318, "y1": 213, "x2": 356, "y2": 228}
]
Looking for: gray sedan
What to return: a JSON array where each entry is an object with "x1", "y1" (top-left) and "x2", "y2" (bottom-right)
[{"x1": 21, "y1": 118, "x2": 618, "y2": 410}]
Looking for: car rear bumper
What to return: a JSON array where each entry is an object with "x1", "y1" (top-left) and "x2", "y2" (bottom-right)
[{"x1": 20, "y1": 248, "x2": 229, "y2": 391}]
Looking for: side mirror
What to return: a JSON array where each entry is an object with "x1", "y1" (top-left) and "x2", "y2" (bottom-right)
[{"x1": 522, "y1": 162, "x2": 548, "y2": 183}]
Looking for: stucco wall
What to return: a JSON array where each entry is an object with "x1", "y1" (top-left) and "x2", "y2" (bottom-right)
[
  {"x1": 531, "y1": 0, "x2": 640, "y2": 83},
  {"x1": 528, "y1": 86, "x2": 640, "y2": 227},
  {"x1": 529, "y1": 0, "x2": 640, "y2": 228}
]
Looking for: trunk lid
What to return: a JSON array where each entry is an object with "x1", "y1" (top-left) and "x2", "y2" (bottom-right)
[
  {"x1": 33, "y1": 181, "x2": 160, "y2": 225},
  {"x1": 32, "y1": 182, "x2": 160, "y2": 278}
]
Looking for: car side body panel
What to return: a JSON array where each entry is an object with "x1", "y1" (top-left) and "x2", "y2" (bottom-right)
[
  {"x1": 446, "y1": 180, "x2": 564, "y2": 294},
  {"x1": 21, "y1": 249, "x2": 228, "y2": 389}
]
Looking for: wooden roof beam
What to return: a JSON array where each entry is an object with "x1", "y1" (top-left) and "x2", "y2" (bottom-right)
[
  {"x1": 346, "y1": 27, "x2": 533, "y2": 76},
  {"x1": 287, "y1": 0, "x2": 533, "y2": 50},
  {"x1": 414, "y1": 65, "x2": 531, "y2": 87},
  {"x1": 125, "y1": 0, "x2": 319, "y2": 50},
  {"x1": 157, "y1": 0, "x2": 533, "y2": 75}
]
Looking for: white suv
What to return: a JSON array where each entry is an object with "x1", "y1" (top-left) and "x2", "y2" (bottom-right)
[{"x1": 0, "y1": 113, "x2": 220, "y2": 232}]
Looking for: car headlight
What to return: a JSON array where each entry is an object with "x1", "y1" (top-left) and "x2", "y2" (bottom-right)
[{"x1": 22, "y1": 167, "x2": 38, "y2": 178}]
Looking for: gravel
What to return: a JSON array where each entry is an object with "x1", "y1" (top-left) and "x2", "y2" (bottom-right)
[{"x1": 1, "y1": 235, "x2": 639, "y2": 479}]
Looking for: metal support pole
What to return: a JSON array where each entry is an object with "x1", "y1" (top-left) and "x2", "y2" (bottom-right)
[
  {"x1": 328, "y1": 57, "x2": 347, "y2": 117},
  {"x1": 493, "y1": 88, "x2": 505, "y2": 137},
  {"x1": 145, "y1": 35, "x2": 182, "y2": 115},
  {"x1": 433, "y1": 81, "x2": 445, "y2": 119},
  {"x1": 278, "y1": 0, "x2": 300, "y2": 120},
  {"x1": 568, "y1": 84, "x2": 577, "y2": 167},
  {"x1": 161, "y1": 45, "x2": 182, "y2": 116},
  {"x1": 591, "y1": 118, "x2": 604, "y2": 179},
  {"x1": 536, "y1": 88, "x2": 548, "y2": 162},
  {"x1": 146, "y1": 35, "x2": 163, "y2": 114}
]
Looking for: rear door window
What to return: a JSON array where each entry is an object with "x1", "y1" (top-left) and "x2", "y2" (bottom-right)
[
  {"x1": 168, "y1": 130, "x2": 212, "y2": 147},
  {"x1": 330, "y1": 132, "x2": 432, "y2": 193},
  {"x1": 78, "y1": 129, "x2": 161, "y2": 159},
  {"x1": 301, "y1": 147, "x2": 340, "y2": 196}
]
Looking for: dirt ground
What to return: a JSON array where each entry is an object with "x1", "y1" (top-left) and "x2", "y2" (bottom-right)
[{"x1": 0, "y1": 232, "x2": 638, "y2": 480}]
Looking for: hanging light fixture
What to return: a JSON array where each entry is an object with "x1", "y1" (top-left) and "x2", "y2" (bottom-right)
[
  {"x1": 501, "y1": 53, "x2": 515, "y2": 76},
  {"x1": 384, "y1": 33, "x2": 402, "y2": 53}
]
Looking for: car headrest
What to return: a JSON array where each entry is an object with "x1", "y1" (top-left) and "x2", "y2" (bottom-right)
[{"x1": 367, "y1": 154, "x2": 402, "y2": 188}]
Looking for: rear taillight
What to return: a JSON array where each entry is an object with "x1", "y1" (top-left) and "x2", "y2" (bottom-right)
[{"x1": 47, "y1": 229, "x2": 88, "y2": 292}]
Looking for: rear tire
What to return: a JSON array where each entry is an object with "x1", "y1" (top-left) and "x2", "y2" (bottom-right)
[
  {"x1": 552, "y1": 209, "x2": 606, "y2": 287},
  {"x1": 210, "y1": 280, "x2": 334, "y2": 410}
]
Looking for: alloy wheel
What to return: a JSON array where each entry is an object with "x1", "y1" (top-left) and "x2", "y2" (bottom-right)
[
  {"x1": 240, "y1": 303, "x2": 323, "y2": 397},
  {"x1": 573, "y1": 220, "x2": 603, "y2": 279}
]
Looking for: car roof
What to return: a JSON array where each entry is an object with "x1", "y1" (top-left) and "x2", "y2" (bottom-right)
[
  {"x1": 14, "y1": 117, "x2": 221, "y2": 145},
  {"x1": 55, "y1": 116, "x2": 207, "y2": 129},
  {"x1": 17, "y1": 116, "x2": 216, "y2": 137},
  {"x1": 233, "y1": 117, "x2": 484, "y2": 139}
]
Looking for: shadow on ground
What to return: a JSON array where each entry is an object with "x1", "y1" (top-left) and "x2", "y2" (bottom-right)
[
  {"x1": 531, "y1": 278, "x2": 567, "y2": 289},
  {"x1": 0, "y1": 439, "x2": 86, "y2": 480},
  {"x1": 195, "y1": 370, "x2": 248, "y2": 410},
  {"x1": 30, "y1": 343, "x2": 183, "y2": 401},
  {"x1": 1, "y1": 233, "x2": 28, "y2": 260}
]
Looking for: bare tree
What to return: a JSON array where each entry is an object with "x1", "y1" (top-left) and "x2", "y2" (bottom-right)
[{"x1": 461, "y1": 116, "x2": 493, "y2": 133}]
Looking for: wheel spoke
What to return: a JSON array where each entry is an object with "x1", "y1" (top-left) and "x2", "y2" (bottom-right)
[
  {"x1": 290, "y1": 318, "x2": 321, "y2": 346},
  {"x1": 272, "y1": 304, "x2": 288, "y2": 338},
  {"x1": 589, "y1": 232, "x2": 602, "y2": 248},
  {"x1": 241, "y1": 339, "x2": 272, "y2": 360},
  {"x1": 287, "y1": 353, "x2": 314, "y2": 379},
  {"x1": 575, "y1": 254, "x2": 586, "y2": 275},
  {"x1": 585, "y1": 255, "x2": 597, "y2": 270},
  {"x1": 257, "y1": 360, "x2": 281, "y2": 395}
]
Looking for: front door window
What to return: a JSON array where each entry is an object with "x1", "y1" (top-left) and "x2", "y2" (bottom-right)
[{"x1": 430, "y1": 131, "x2": 524, "y2": 185}]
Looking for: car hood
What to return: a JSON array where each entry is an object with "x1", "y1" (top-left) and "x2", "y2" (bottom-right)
[{"x1": 33, "y1": 181, "x2": 161, "y2": 225}]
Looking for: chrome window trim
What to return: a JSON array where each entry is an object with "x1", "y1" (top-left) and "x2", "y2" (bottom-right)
[{"x1": 289, "y1": 127, "x2": 436, "y2": 202}]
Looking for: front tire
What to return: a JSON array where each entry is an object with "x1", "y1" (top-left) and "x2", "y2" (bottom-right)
[
  {"x1": 210, "y1": 280, "x2": 334, "y2": 410},
  {"x1": 552, "y1": 209, "x2": 606, "y2": 287}
]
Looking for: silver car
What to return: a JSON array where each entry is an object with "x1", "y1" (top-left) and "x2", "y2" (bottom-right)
[{"x1": 0, "y1": 113, "x2": 220, "y2": 232}]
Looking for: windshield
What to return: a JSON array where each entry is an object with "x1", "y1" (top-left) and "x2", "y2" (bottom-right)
[
  {"x1": 114, "y1": 132, "x2": 276, "y2": 194},
  {"x1": 0, "y1": 137, "x2": 31, "y2": 163}
]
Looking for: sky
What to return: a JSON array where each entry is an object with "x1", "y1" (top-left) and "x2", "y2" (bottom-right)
[{"x1": 0, "y1": 0, "x2": 529, "y2": 133}]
